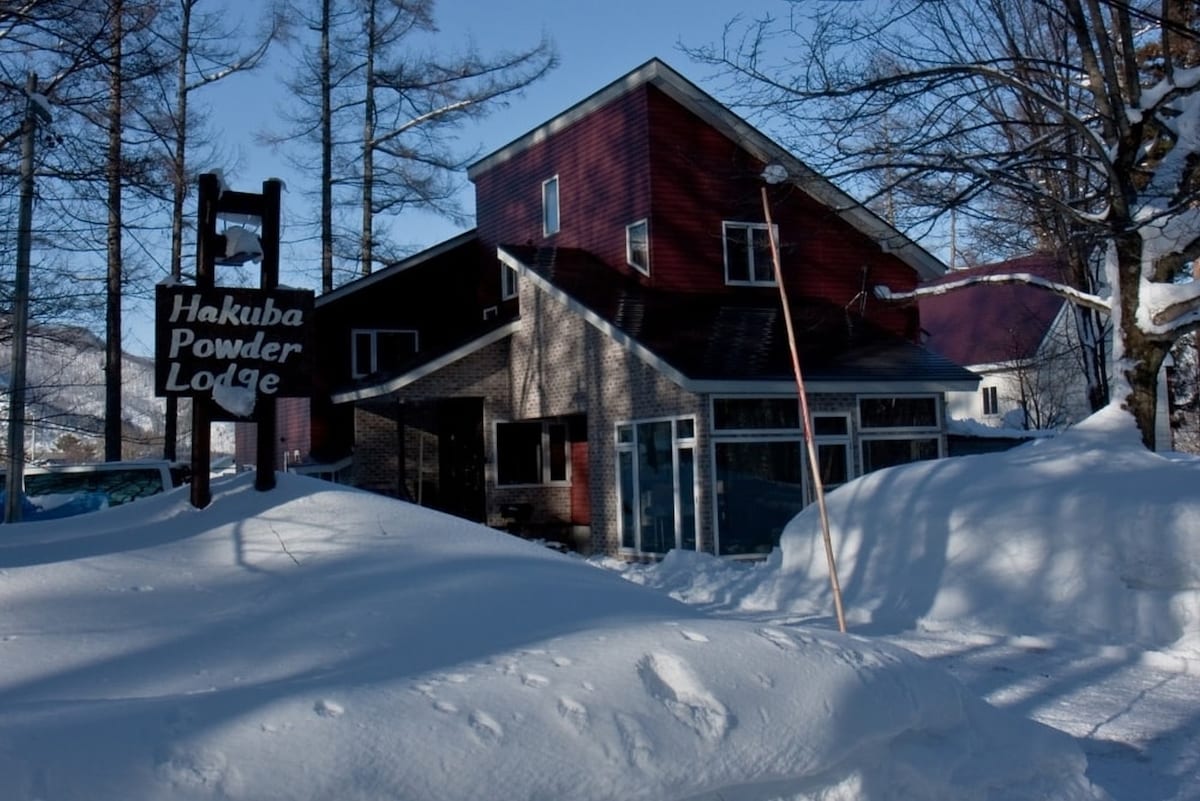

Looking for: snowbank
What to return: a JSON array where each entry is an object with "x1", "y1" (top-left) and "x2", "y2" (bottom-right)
[
  {"x1": 0, "y1": 473, "x2": 1103, "y2": 800},
  {"x1": 709, "y1": 405, "x2": 1200, "y2": 653}
]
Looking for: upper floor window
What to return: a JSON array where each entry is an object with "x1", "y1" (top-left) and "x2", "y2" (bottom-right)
[
  {"x1": 626, "y1": 219, "x2": 649, "y2": 274},
  {"x1": 542, "y1": 176, "x2": 560, "y2": 237},
  {"x1": 352, "y1": 328, "x2": 418, "y2": 378},
  {"x1": 723, "y1": 221, "x2": 777, "y2": 285},
  {"x1": 501, "y1": 262, "x2": 518, "y2": 300}
]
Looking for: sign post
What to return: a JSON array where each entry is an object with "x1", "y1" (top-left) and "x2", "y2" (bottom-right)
[{"x1": 156, "y1": 174, "x2": 313, "y2": 508}]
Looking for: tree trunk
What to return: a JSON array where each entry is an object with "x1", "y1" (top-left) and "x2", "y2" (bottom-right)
[
  {"x1": 360, "y1": 0, "x2": 376, "y2": 276},
  {"x1": 320, "y1": 0, "x2": 333, "y2": 292},
  {"x1": 1114, "y1": 234, "x2": 1169, "y2": 449},
  {"x1": 105, "y1": 0, "x2": 124, "y2": 462}
]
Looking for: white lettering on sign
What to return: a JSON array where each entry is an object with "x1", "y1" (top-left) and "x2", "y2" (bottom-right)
[
  {"x1": 169, "y1": 292, "x2": 304, "y2": 327},
  {"x1": 164, "y1": 361, "x2": 283, "y2": 395},
  {"x1": 168, "y1": 328, "x2": 303, "y2": 364},
  {"x1": 156, "y1": 286, "x2": 313, "y2": 407}
]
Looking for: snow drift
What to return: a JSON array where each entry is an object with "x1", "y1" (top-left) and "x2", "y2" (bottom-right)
[
  {"x1": 0, "y1": 472, "x2": 1103, "y2": 800},
  {"x1": 736, "y1": 405, "x2": 1200, "y2": 652}
]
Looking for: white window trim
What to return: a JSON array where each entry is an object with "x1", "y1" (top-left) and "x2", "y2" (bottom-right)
[
  {"x1": 982, "y1": 385, "x2": 999, "y2": 416},
  {"x1": 856, "y1": 393, "x2": 942, "y2": 433},
  {"x1": 710, "y1": 395, "x2": 801, "y2": 437},
  {"x1": 501, "y1": 262, "x2": 518, "y2": 300},
  {"x1": 722, "y1": 221, "x2": 778, "y2": 286},
  {"x1": 810, "y1": 412, "x2": 853, "y2": 499},
  {"x1": 856, "y1": 394, "x2": 944, "y2": 473},
  {"x1": 493, "y1": 419, "x2": 570, "y2": 487},
  {"x1": 351, "y1": 328, "x2": 419, "y2": 379},
  {"x1": 542, "y1": 175, "x2": 560, "y2": 237},
  {"x1": 626, "y1": 218, "x2": 650, "y2": 275},
  {"x1": 614, "y1": 416, "x2": 698, "y2": 555}
]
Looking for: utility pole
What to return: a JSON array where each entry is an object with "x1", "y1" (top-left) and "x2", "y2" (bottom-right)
[{"x1": 5, "y1": 73, "x2": 43, "y2": 524}]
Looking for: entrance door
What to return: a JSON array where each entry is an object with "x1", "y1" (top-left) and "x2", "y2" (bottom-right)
[{"x1": 435, "y1": 397, "x2": 485, "y2": 522}]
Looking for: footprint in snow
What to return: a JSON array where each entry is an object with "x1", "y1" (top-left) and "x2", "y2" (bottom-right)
[
  {"x1": 314, "y1": 699, "x2": 344, "y2": 718},
  {"x1": 638, "y1": 651, "x2": 730, "y2": 742},
  {"x1": 679, "y1": 629, "x2": 709, "y2": 643},
  {"x1": 756, "y1": 627, "x2": 799, "y2": 651},
  {"x1": 552, "y1": 656, "x2": 574, "y2": 667},
  {"x1": 469, "y1": 710, "x2": 504, "y2": 742},
  {"x1": 522, "y1": 673, "x2": 550, "y2": 689},
  {"x1": 556, "y1": 696, "x2": 589, "y2": 734}
]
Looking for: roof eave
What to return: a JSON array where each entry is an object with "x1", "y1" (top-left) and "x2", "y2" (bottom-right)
[
  {"x1": 330, "y1": 320, "x2": 519, "y2": 404},
  {"x1": 316, "y1": 229, "x2": 477, "y2": 307}
]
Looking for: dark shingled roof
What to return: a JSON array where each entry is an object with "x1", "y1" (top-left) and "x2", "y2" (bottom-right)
[
  {"x1": 920, "y1": 254, "x2": 1068, "y2": 367},
  {"x1": 503, "y1": 246, "x2": 978, "y2": 387}
]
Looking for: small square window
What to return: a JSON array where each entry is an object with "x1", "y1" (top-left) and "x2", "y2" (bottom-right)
[
  {"x1": 723, "y1": 222, "x2": 776, "y2": 285},
  {"x1": 351, "y1": 328, "x2": 418, "y2": 378},
  {"x1": 542, "y1": 176, "x2": 560, "y2": 237},
  {"x1": 496, "y1": 420, "x2": 571, "y2": 485},
  {"x1": 626, "y1": 219, "x2": 649, "y2": 274}
]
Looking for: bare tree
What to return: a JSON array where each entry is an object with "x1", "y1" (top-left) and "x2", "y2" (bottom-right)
[
  {"x1": 269, "y1": 0, "x2": 556, "y2": 287},
  {"x1": 691, "y1": 0, "x2": 1200, "y2": 448},
  {"x1": 144, "y1": 0, "x2": 281, "y2": 460}
]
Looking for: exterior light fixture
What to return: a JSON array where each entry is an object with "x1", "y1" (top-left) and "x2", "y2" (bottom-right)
[
  {"x1": 761, "y1": 162, "x2": 789, "y2": 185},
  {"x1": 214, "y1": 225, "x2": 263, "y2": 265}
]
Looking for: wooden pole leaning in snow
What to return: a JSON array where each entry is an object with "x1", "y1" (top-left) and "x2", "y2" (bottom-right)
[{"x1": 760, "y1": 185, "x2": 847, "y2": 634}]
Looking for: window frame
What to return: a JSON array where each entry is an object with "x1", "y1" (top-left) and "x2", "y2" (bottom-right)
[
  {"x1": 494, "y1": 419, "x2": 571, "y2": 487},
  {"x1": 501, "y1": 262, "x2": 518, "y2": 300},
  {"x1": 982, "y1": 385, "x2": 999, "y2": 416},
  {"x1": 626, "y1": 218, "x2": 650, "y2": 275},
  {"x1": 856, "y1": 394, "x2": 943, "y2": 474},
  {"x1": 542, "y1": 175, "x2": 560, "y2": 237},
  {"x1": 700, "y1": 393, "x2": 854, "y2": 556},
  {"x1": 614, "y1": 416, "x2": 698, "y2": 556},
  {"x1": 810, "y1": 412, "x2": 852, "y2": 498},
  {"x1": 722, "y1": 221, "x2": 778, "y2": 286},
  {"x1": 350, "y1": 328, "x2": 419, "y2": 379}
]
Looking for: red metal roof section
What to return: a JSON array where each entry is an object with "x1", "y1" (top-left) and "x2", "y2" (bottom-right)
[{"x1": 919, "y1": 253, "x2": 1070, "y2": 367}]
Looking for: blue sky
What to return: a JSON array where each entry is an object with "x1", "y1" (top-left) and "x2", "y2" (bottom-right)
[
  {"x1": 126, "y1": 0, "x2": 790, "y2": 353},
  {"x1": 210, "y1": 0, "x2": 788, "y2": 251}
]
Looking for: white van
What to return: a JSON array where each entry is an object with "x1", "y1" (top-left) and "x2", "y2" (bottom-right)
[{"x1": 0, "y1": 461, "x2": 178, "y2": 521}]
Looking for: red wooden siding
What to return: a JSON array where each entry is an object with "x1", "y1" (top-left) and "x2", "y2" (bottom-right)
[
  {"x1": 644, "y1": 86, "x2": 919, "y2": 339},
  {"x1": 472, "y1": 82, "x2": 924, "y2": 343},
  {"x1": 473, "y1": 86, "x2": 653, "y2": 277}
]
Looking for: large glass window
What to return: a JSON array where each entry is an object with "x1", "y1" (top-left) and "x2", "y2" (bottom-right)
[
  {"x1": 859, "y1": 396, "x2": 937, "y2": 429},
  {"x1": 542, "y1": 176, "x2": 560, "y2": 237},
  {"x1": 713, "y1": 397, "x2": 800, "y2": 430},
  {"x1": 710, "y1": 400, "x2": 856, "y2": 555},
  {"x1": 615, "y1": 418, "x2": 697, "y2": 555},
  {"x1": 351, "y1": 329, "x2": 418, "y2": 378},
  {"x1": 858, "y1": 395, "x2": 941, "y2": 473},
  {"x1": 496, "y1": 420, "x2": 569, "y2": 485},
  {"x1": 723, "y1": 222, "x2": 777, "y2": 285},
  {"x1": 715, "y1": 441, "x2": 804, "y2": 556}
]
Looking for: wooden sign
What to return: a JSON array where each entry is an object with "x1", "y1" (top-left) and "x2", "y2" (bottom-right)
[{"x1": 155, "y1": 285, "x2": 314, "y2": 402}]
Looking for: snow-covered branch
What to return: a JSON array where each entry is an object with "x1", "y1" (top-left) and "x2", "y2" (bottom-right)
[{"x1": 874, "y1": 273, "x2": 1111, "y2": 313}]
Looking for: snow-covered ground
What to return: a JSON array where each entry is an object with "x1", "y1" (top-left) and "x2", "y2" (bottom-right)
[
  {"x1": 0, "y1": 404, "x2": 1194, "y2": 799},
  {"x1": 607, "y1": 405, "x2": 1200, "y2": 800}
]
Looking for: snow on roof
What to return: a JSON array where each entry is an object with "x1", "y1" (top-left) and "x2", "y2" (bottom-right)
[{"x1": 919, "y1": 253, "x2": 1071, "y2": 367}]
